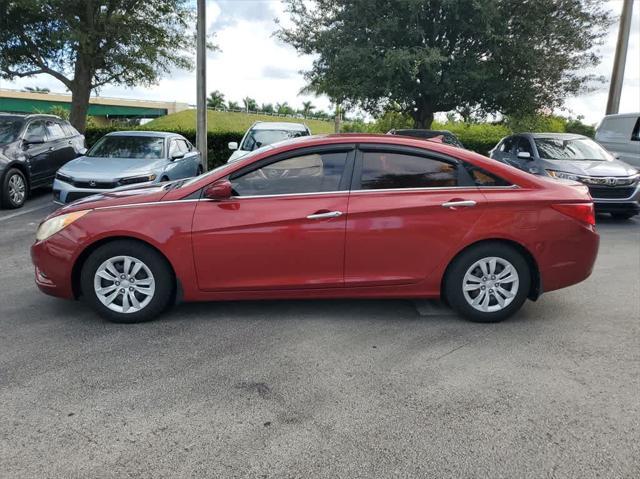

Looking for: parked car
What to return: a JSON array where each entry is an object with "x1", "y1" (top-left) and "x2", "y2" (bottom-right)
[
  {"x1": 227, "y1": 121, "x2": 310, "y2": 162},
  {"x1": 387, "y1": 129, "x2": 465, "y2": 148},
  {"x1": 53, "y1": 131, "x2": 203, "y2": 205},
  {"x1": 490, "y1": 133, "x2": 640, "y2": 219},
  {"x1": 595, "y1": 113, "x2": 640, "y2": 168},
  {"x1": 0, "y1": 113, "x2": 85, "y2": 209},
  {"x1": 32, "y1": 134, "x2": 599, "y2": 324}
]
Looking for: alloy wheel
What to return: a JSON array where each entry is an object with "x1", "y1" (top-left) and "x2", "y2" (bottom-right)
[
  {"x1": 462, "y1": 256, "x2": 519, "y2": 313},
  {"x1": 8, "y1": 173, "x2": 26, "y2": 205},
  {"x1": 93, "y1": 255, "x2": 155, "y2": 314}
]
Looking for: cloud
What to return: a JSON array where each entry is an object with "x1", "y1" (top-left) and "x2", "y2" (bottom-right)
[
  {"x1": 261, "y1": 65, "x2": 298, "y2": 80},
  {"x1": 210, "y1": 0, "x2": 277, "y2": 31}
]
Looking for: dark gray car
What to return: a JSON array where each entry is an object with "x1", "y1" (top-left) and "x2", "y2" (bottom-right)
[
  {"x1": 490, "y1": 132, "x2": 640, "y2": 219},
  {"x1": 0, "y1": 113, "x2": 85, "y2": 209}
]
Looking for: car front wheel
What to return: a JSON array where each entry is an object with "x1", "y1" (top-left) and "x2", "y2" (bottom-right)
[
  {"x1": 80, "y1": 240, "x2": 174, "y2": 323},
  {"x1": 1, "y1": 168, "x2": 27, "y2": 209},
  {"x1": 444, "y1": 243, "x2": 531, "y2": 323}
]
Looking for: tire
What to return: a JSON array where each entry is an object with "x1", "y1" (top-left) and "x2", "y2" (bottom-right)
[
  {"x1": 444, "y1": 242, "x2": 531, "y2": 323},
  {"x1": 80, "y1": 240, "x2": 174, "y2": 323},
  {"x1": 611, "y1": 212, "x2": 636, "y2": 220},
  {"x1": 1, "y1": 168, "x2": 28, "y2": 209}
]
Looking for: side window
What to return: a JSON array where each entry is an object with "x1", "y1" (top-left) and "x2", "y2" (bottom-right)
[
  {"x1": 500, "y1": 137, "x2": 514, "y2": 153},
  {"x1": 231, "y1": 151, "x2": 348, "y2": 196},
  {"x1": 358, "y1": 151, "x2": 457, "y2": 190},
  {"x1": 61, "y1": 121, "x2": 78, "y2": 137},
  {"x1": 178, "y1": 139, "x2": 191, "y2": 153},
  {"x1": 168, "y1": 140, "x2": 182, "y2": 158},
  {"x1": 465, "y1": 166, "x2": 512, "y2": 187},
  {"x1": 45, "y1": 120, "x2": 65, "y2": 140},
  {"x1": 631, "y1": 117, "x2": 640, "y2": 142},
  {"x1": 25, "y1": 120, "x2": 47, "y2": 140},
  {"x1": 516, "y1": 137, "x2": 534, "y2": 155}
]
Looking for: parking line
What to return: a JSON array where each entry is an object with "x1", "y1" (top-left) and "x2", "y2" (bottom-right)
[{"x1": 0, "y1": 202, "x2": 55, "y2": 223}]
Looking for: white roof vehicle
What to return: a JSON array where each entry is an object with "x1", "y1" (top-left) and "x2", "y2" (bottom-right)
[
  {"x1": 595, "y1": 113, "x2": 640, "y2": 168},
  {"x1": 227, "y1": 121, "x2": 311, "y2": 162}
]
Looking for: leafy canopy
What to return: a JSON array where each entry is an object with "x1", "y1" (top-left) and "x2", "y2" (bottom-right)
[{"x1": 278, "y1": 0, "x2": 612, "y2": 127}]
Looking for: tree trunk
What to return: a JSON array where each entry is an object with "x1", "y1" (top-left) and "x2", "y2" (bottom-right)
[
  {"x1": 69, "y1": 58, "x2": 92, "y2": 133},
  {"x1": 411, "y1": 105, "x2": 434, "y2": 129}
]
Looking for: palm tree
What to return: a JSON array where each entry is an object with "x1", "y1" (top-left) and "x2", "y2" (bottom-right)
[
  {"x1": 276, "y1": 102, "x2": 292, "y2": 115},
  {"x1": 242, "y1": 96, "x2": 257, "y2": 112},
  {"x1": 301, "y1": 101, "x2": 315, "y2": 118},
  {"x1": 227, "y1": 100, "x2": 240, "y2": 111},
  {"x1": 206, "y1": 90, "x2": 225, "y2": 109},
  {"x1": 22, "y1": 86, "x2": 50, "y2": 94}
]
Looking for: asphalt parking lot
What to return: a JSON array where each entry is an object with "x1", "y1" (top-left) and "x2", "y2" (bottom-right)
[{"x1": 1, "y1": 192, "x2": 638, "y2": 478}]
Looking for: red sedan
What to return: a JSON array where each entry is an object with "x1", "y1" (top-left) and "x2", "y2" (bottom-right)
[{"x1": 31, "y1": 134, "x2": 599, "y2": 323}]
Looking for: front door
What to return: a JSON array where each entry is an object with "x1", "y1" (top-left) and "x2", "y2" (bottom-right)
[
  {"x1": 22, "y1": 120, "x2": 52, "y2": 185},
  {"x1": 345, "y1": 146, "x2": 486, "y2": 286},
  {"x1": 191, "y1": 146, "x2": 354, "y2": 291}
]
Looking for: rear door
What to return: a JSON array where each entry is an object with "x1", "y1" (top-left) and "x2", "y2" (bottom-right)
[
  {"x1": 45, "y1": 119, "x2": 76, "y2": 173},
  {"x1": 191, "y1": 145, "x2": 354, "y2": 291},
  {"x1": 344, "y1": 145, "x2": 486, "y2": 287}
]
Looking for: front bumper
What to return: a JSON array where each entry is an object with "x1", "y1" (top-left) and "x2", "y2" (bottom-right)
[
  {"x1": 31, "y1": 236, "x2": 76, "y2": 299},
  {"x1": 52, "y1": 178, "x2": 156, "y2": 205}
]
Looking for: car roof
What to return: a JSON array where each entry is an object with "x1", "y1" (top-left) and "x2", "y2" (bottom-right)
[
  {"x1": 251, "y1": 121, "x2": 308, "y2": 131},
  {"x1": 0, "y1": 113, "x2": 63, "y2": 120},
  {"x1": 518, "y1": 132, "x2": 586, "y2": 140},
  {"x1": 105, "y1": 130, "x2": 179, "y2": 138},
  {"x1": 390, "y1": 129, "x2": 455, "y2": 136},
  {"x1": 601, "y1": 112, "x2": 639, "y2": 120}
]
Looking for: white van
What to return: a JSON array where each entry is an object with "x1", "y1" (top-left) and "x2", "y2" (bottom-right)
[{"x1": 595, "y1": 113, "x2": 640, "y2": 168}]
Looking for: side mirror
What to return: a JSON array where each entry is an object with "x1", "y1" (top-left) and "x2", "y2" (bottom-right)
[
  {"x1": 23, "y1": 134, "x2": 45, "y2": 145},
  {"x1": 517, "y1": 151, "x2": 532, "y2": 160},
  {"x1": 228, "y1": 141, "x2": 238, "y2": 151},
  {"x1": 204, "y1": 179, "x2": 232, "y2": 200},
  {"x1": 170, "y1": 152, "x2": 185, "y2": 160}
]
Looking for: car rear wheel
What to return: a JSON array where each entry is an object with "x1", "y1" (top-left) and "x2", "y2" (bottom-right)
[
  {"x1": 80, "y1": 240, "x2": 174, "y2": 323},
  {"x1": 1, "y1": 168, "x2": 27, "y2": 209},
  {"x1": 444, "y1": 243, "x2": 531, "y2": 323}
]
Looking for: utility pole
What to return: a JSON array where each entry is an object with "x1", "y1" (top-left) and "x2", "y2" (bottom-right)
[
  {"x1": 196, "y1": 0, "x2": 208, "y2": 170},
  {"x1": 606, "y1": 0, "x2": 634, "y2": 115}
]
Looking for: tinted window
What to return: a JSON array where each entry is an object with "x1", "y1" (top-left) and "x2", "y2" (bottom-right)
[
  {"x1": 500, "y1": 137, "x2": 515, "y2": 153},
  {"x1": 87, "y1": 135, "x2": 164, "y2": 159},
  {"x1": 0, "y1": 118, "x2": 24, "y2": 144},
  {"x1": 534, "y1": 137, "x2": 611, "y2": 161},
  {"x1": 25, "y1": 121, "x2": 47, "y2": 140},
  {"x1": 231, "y1": 151, "x2": 347, "y2": 196},
  {"x1": 45, "y1": 120, "x2": 65, "y2": 140},
  {"x1": 516, "y1": 137, "x2": 534, "y2": 155},
  {"x1": 465, "y1": 166, "x2": 512, "y2": 187},
  {"x1": 359, "y1": 152, "x2": 457, "y2": 190}
]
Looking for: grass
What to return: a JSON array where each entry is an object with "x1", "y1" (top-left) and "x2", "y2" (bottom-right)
[{"x1": 143, "y1": 109, "x2": 336, "y2": 134}]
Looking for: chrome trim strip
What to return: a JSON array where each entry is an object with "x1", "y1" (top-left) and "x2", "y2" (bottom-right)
[
  {"x1": 229, "y1": 190, "x2": 350, "y2": 199},
  {"x1": 95, "y1": 199, "x2": 201, "y2": 210}
]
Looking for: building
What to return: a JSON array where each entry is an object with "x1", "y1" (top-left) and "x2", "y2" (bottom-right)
[{"x1": 0, "y1": 88, "x2": 189, "y2": 124}]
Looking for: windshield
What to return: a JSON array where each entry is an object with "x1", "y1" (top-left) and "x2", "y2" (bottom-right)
[
  {"x1": 87, "y1": 136, "x2": 165, "y2": 159},
  {"x1": 0, "y1": 118, "x2": 24, "y2": 144},
  {"x1": 241, "y1": 129, "x2": 307, "y2": 151},
  {"x1": 534, "y1": 137, "x2": 611, "y2": 161}
]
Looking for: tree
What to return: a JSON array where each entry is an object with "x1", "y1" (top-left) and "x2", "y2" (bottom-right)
[
  {"x1": 278, "y1": 0, "x2": 612, "y2": 129},
  {"x1": 22, "y1": 86, "x2": 50, "y2": 93},
  {"x1": 207, "y1": 90, "x2": 226, "y2": 109},
  {"x1": 0, "y1": 0, "x2": 210, "y2": 132},
  {"x1": 227, "y1": 100, "x2": 240, "y2": 110},
  {"x1": 301, "y1": 100, "x2": 316, "y2": 117},
  {"x1": 260, "y1": 103, "x2": 274, "y2": 113},
  {"x1": 275, "y1": 102, "x2": 293, "y2": 115},
  {"x1": 242, "y1": 96, "x2": 257, "y2": 112}
]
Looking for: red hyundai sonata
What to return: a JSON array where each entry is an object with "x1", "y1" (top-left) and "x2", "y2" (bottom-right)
[{"x1": 31, "y1": 134, "x2": 599, "y2": 323}]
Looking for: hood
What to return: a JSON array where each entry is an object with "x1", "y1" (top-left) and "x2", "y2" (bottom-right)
[
  {"x1": 538, "y1": 158, "x2": 639, "y2": 177},
  {"x1": 52, "y1": 183, "x2": 169, "y2": 217},
  {"x1": 59, "y1": 155, "x2": 166, "y2": 181}
]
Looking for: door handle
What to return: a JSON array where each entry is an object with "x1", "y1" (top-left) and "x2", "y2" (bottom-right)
[
  {"x1": 441, "y1": 200, "x2": 476, "y2": 208},
  {"x1": 48, "y1": 147, "x2": 54, "y2": 151},
  {"x1": 306, "y1": 210, "x2": 343, "y2": 220}
]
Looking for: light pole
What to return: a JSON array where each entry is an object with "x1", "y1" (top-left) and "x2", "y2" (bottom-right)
[
  {"x1": 606, "y1": 0, "x2": 634, "y2": 115},
  {"x1": 196, "y1": 0, "x2": 208, "y2": 170}
]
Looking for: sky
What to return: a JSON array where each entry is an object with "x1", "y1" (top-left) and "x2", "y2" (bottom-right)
[{"x1": 1, "y1": 0, "x2": 638, "y2": 125}]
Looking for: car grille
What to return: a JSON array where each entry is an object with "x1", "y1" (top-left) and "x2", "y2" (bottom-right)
[
  {"x1": 588, "y1": 186, "x2": 635, "y2": 199},
  {"x1": 72, "y1": 180, "x2": 118, "y2": 189},
  {"x1": 65, "y1": 191, "x2": 98, "y2": 203}
]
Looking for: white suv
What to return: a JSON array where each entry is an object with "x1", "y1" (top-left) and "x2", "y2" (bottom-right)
[
  {"x1": 227, "y1": 121, "x2": 311, "y2": 162},
  {"x1": 595, "y1": 113, "x2": 640, "y2": 168}
]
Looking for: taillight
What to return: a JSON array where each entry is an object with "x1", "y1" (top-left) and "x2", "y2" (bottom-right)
[{"x1": 551, "y1": 203, "x2": 596, "y2": 226}]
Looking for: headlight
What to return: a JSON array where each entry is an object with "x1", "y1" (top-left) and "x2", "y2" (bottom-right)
[
  {"x1": 546, "y1": 170, "x2": 580, "y2": 181},
  {"x1": 35, "y1": 210, "x2": 91, "y2": 242},
  {"x1": 55, "y1": 172, "x2": 73, "y2": 183},
  {"x1": 118, "y1": 174, "x2": 157, "y2": 186}
]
